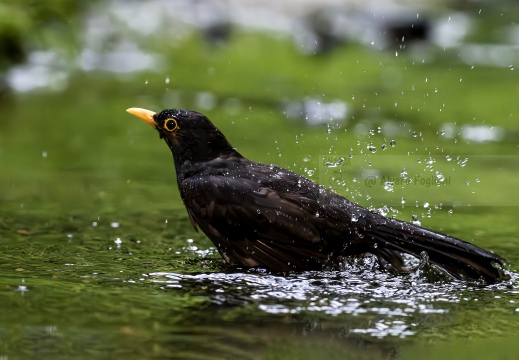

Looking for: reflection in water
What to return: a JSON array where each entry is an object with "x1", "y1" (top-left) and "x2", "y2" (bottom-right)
[{"x1": 157, "y1": 320, "x2": 400, "y2": 359}]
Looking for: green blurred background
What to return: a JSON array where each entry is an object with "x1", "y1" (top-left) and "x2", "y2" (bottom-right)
[{"x1": 0, "y1": 1, "x2": 518, "y2": 359}]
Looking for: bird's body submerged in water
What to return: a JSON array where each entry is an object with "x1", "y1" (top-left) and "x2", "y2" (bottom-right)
[{"x1": 127, "y1": 107, "x2": 506, "y2": 284}]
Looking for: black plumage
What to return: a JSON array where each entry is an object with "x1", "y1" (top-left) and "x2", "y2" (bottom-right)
[{"x1": 127, "y1": 107, "x2": 506, "y2": 284}]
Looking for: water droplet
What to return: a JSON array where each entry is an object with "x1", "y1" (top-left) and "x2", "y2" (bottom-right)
[
  {"x1": 395, "y1": 51, "x2": 398, "y2": 57},
  {"x1": 351, "y1": 214, "x2": 358, "y2": 222},
  {"x1": 458, "y1": 157, "x2": 468, "y2": 167},
  {"x1": 412, "y1": 131, "x2": 418, "y2": 137},
  {"x1": 420, "y1": 251, "x2": 429, "y2": 264},
  {"x1": 448, "y1": 209, "x2": 453, "y2": 215},
  {"x1": 110, "y1": 222, "x2": 119, "y2": 228},
  {"x1": 315, "y1": 212, "x2": 320, "y2": 217},
  {"x1": 425, "y1": 77, "x2": 428, "y2": 83},
  {"x1": 165, "y1": 76, "x2": 170, "y2": 84},
  {"x1": 381, "y1": 144, "x2": 387, "y2": 150},
  {"x1": 373, "y1": 243, "x2": 378, "y2": 248},
  {"x1": 411, "y1": 215, "x2": 421, "y2": 226},
  {"x1": 256, "y1": 209, "x2": 261, "y2": 214},
  {"x1": 476, "y1": 178, "x2": 480, "y2": 183},
  {"x1": 435, "y1": 171, "x2": 445, "y2": 183},
  {"x1": 423, "y1": 202, "x2": 429, "y2": 208},
  {"x1": 401, "y1": 198, "x2": 406, "y2": 205},
  {"x1": 367, "y1": 145, "x2": 377, "y2": 153},
  {"x1": 383, "y1": 182, "x2": 394, "y2": 192},
  {"x1": 42, "y1": 151, "x2": 48, "y2": 158},
  {"x1": 446, "y1": 155, "x2": 452, "y2": 162},
  {"x1": 390, "y1": 139, "x2": 396, "y2": 147},
  {"x1": 324, "y1": 158, "x2": 344, "y2": 168},
  {"x1": 400, "y1": 168, "x2": 408, "y2": 178},
  {"x1": 369, "y1": 129, "x2": 375, "y2": 136},
  {"x1": 509, "y1": 65, "x2": 515, "y2": 70},
  {"x1": 307, "y1": 169, "x2": 315, "y2": 176},
  {"x1": 434, "y1": 88, "x2": 438, "y2": 93},
  {"x1": 144, "y1": 79, "x2": 148, "y2": 85},
  {"x1": 378, "y1": 205, "x2": 389, "y2": 216},
  {"x1": 303, "y1": 157, "x2": 310, "y2": 162},
  {"x1": 114, "y1": 238, "x2": 122, "y2": 247},
  {"x1": 377, "y1": 126, "x2": 382, "y2": 134}
]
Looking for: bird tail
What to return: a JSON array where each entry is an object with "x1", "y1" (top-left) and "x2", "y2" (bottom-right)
[{"x1": 365, "y1": 216, "x2": 506, "y2": 284}]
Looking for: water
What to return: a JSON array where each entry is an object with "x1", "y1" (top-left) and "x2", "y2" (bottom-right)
[
  {"x1": 151, "y1": 267, "x2": 518, "y2": 336},
  {"x1": 0, "y1": 211, "x2": 517, "y2": 358}
]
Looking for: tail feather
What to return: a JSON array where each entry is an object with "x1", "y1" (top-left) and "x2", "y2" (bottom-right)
[{"x1": 365, "y1": 217, "x2": 506, "y2": 283}]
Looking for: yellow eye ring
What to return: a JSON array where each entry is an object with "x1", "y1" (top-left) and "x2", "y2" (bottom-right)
[{"x1": 163, "y1": 118, "x2": 178, "y2": 132}]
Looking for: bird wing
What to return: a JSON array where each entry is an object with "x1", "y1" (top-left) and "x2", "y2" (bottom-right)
[{"x1": 180, "y1": 173, "x2": 344, "y2": 270}]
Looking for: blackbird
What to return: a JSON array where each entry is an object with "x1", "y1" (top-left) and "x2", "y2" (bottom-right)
[{"x1": 127, "y1": 107, "x2": 506, "y2": 283}]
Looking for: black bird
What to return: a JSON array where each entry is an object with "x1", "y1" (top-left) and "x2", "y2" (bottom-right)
[{"x1": 127, "y1": 107, "x2": 506, "y2": 284}]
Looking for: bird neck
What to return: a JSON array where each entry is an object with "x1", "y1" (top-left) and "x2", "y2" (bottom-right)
[{"x1": 172, "y1": 149, "x2": 243, "y2": 184}]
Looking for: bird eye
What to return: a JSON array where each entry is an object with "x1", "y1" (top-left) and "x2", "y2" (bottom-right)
[{"x1": 163, "y1": 118, "x2": 178, "y2": 132}]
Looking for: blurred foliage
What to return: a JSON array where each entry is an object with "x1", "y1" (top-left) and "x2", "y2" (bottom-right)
[{"x1": 0, "y1": 1, "x2": 91, "y2": 70}]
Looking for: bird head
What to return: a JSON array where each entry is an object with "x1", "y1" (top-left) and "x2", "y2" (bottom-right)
[{"x1": 127, "y1": 107, "x2": 236, "y2": 161}]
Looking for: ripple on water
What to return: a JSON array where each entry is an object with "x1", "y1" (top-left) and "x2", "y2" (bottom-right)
[{"x1": 146, "y1": 260, "x2": 518, "y2": 339}]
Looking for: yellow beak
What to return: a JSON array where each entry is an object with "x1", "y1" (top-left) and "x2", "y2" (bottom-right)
[{"x1": 126, "y1": 108, "x2": 157, "y2": 127}]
